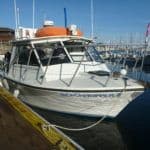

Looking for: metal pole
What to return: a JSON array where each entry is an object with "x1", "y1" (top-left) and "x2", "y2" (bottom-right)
[
  {"x1": 14, "y1": 0, "x2": 18, "y2": 29},
  {"x1": 91, "y1": 0, "x2": 94, "y2": 39},
  {"x1": 33, "y1": 0, "x2": 35, "y2": 29},
  {"x1": 64, "y1": 8, "x2": 67, "y2": 28}
]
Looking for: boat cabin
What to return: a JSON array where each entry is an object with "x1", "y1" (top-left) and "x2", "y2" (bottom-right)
[
  {"x1": 4, "y1": 36, "x2": 109, "y2": 84},
  {"x1": 4, "y1": 24, "x2": 109, "y2": 85},
  {"x1": 8, "y1": 36, "x2": 103, "y2": 67}
]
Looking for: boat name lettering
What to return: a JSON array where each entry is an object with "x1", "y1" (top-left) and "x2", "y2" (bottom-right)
[{"x1": 60, "y1": 92, "x2": 121, "y2": 97}]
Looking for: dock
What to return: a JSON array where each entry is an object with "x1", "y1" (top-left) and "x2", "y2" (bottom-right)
[{"x1": 0, "y1": 87, "x2": 82, "y2": 150}]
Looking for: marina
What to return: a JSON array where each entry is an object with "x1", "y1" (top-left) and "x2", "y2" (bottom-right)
[
  {"x1": 0, "y1": 0, "x2": 150, "y2": 149},
  {"x1": 0, "y1": 24, "x2": 149, "y2": 149}
]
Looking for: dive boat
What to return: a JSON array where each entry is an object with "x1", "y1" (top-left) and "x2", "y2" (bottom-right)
[{"x1": 1, "y1": 21, "x2": 144, "y2": 117}]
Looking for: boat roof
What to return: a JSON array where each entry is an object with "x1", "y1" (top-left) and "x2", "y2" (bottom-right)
[{"x1": 13, "y1": 36, "x2": 92, "y2": 44}]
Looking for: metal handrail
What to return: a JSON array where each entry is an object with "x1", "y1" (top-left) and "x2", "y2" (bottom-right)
[
  {"x1": 21, "y1": 49, "x2": 33, "y2": 80},
  {"x1": 104, "y1": 56, "x2": 123, "y2": 86},
  {"x1": 39, "y1": 50, "x2": 54, "y2": 84},
  {"x1": 68, "y1": 52, "x2": 85, "y2": 87}
]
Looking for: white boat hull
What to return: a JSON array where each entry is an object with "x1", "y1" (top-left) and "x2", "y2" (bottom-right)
[{"x1": 7, "y1": 80, "x2": 142, "y2": 118}]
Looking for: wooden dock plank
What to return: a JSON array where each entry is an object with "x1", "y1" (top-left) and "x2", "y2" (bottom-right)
[{"x1": 0, "y1": 87, "x2": 81, "y2": 150}]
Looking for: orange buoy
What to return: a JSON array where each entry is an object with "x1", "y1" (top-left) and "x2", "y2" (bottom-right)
[{"x1": 35, "y1": 26, "x2": 83, "y2": 37}]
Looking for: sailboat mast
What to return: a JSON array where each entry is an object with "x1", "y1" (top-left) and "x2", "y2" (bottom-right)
[
  {"x1": 17, "y1": 8, "x2": 20, "y2": 27},
  {"x1": 14, "y1": 0, "x2": 18, "y2": 29},
  {"x1": 32, "y1": 0, "x2": 35, "y2": 29},
  {"x1": 91, "y1": 0, "x2": 94, "y2": 39}
]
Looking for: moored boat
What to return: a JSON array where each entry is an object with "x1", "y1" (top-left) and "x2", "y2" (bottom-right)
[{"x1": 0, "y1": 21, "x2": 144, "y2": 117}]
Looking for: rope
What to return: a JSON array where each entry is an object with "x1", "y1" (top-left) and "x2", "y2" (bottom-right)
[{"x1": 53, "y1": 114, "x2": 106, "y2": 131}]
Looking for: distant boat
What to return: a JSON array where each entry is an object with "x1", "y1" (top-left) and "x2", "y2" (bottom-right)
[{"x1": 0, "y1": 21, "x2": 144, "y2": 118}]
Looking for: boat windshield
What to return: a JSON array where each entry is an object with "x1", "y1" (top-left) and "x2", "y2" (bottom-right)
[
  {"x1": 64, "y1": 41, "x2": 102, "y2": 62},
  {"x1": 86, "y1": 46, "x2": 102, "y2": 62},
  {"x1": 10, "y1": 41, "x2": 102, "y2": 68},
  {"x1": 34, "y1": 42, "x2": 70, "y2": 66}
]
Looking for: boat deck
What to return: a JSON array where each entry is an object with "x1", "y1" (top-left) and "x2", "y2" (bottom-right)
[
  {"x1": 43, "y1": 74, "x2": 144, "y2": 91},
  {"x1": 11, "y1": 71, "x2": 144, "y2": 91},
  {"x1": 0, "y1": 87, "x2": 82, "y2": 150}
]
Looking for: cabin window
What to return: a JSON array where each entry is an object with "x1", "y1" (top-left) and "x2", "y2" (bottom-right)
[
  {"x1": 11, "y1": 44, "x2": 39, "y2": 66},
  {"x1": 34, "y1": 42, "x2": 70, "y2": 66},
  {"x1": 18, "y1": 45, "x2": 39, "y2": 66},
  {"x1": 86, "y1": 46, "x2": 102, "y2": 62},
  {"x1": 50, "y1": 47, "x2": 70, "y2": 65},
  {"x1": 64, "y1": 41, "x2": 92, "y2": 62},
  {"x1": 9, "y1": 46, "x2": 19, "y2": 65},
  {"x1": 18, "y1": 45, "x2": 30, "y2": 65},
  {"x1": 63, "y1": 41, "x2": 103, "y2": 62}
]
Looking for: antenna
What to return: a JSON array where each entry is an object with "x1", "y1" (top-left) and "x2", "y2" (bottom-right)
[
  {"x1": 91, "y1": 0, "x2": 94, "y2": 39},
  {"x1": 32, "y1": 0, "x2": 35, "y2": 29},
  {"x1": 17, "y1": 8, "x2": 20, "y2": 27},
  {"x1": 14, "y1": 0, "x2": 18, "y2": 29},
  {"x1": 64, "y1": 8, "x2": 67, "y2": 28}
]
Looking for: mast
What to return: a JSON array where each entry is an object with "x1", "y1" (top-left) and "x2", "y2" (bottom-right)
[
  {"x1": 32, "y1": 0, "x2": 35, "y2": 29},
  {"x1": 90, "y1": 0, "x2": 94, "y2": 39},
  {"x1": 64, "y1": 8, "x2": 67, "y2": 28},
  {"x1": 17, "y1": 8, "x2": 20, "y2": 27},
  {"x1": 14, "y1": 0, "x2": 18, "y2": 29}
]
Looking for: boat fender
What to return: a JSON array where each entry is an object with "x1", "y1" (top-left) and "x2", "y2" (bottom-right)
[
  {"x1": 1, "y1": 79, "x2": 9, "y2": 90},
  {"x1": 120, "y1": 69, "x2": 127, "y2": 76},
  {"x1": 13, "y1": 89, "x2": 20, "y2": 98}
]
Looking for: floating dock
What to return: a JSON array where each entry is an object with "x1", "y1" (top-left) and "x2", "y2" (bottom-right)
[{"x1": 0, "y1": 87, "x2": 82, "y2": 150}]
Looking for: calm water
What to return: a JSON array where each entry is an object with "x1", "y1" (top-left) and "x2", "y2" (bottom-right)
[{"x1": 31, "y1": 67, "x2": 150, "y2": 150}]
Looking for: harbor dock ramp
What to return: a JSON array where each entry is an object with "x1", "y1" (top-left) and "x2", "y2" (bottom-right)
[{"x1": 0, "y1": 87, "x2": 82, "y2": 150}]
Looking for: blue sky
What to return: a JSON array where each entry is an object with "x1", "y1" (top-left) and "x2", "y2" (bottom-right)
[{"x1": 0, "y1": 0, "x2": 150, "y2": 42}]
